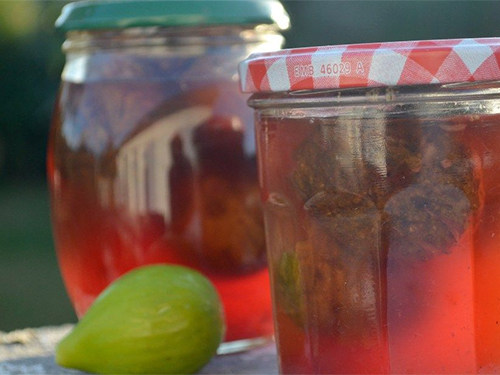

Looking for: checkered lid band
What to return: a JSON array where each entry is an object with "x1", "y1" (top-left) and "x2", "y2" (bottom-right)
[{"x1": 239, "y1": 38, "x2": 500, "y2": 93}]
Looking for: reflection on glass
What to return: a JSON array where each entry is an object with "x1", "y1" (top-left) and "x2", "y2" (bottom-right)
[{"x1": 49, "y1": 81, "x2": 271, "y2": 343}]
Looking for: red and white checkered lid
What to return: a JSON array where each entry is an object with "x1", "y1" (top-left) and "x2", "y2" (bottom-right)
[{"x1": 239, "y1": 38, "x2": 500, "y2": 93}]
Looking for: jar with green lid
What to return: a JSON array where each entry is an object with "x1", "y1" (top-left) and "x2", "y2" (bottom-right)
[{"x1": 48, "y1": 0, "x2": 288, "y2": 352}]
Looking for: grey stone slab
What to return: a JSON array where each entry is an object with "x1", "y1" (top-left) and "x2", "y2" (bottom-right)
[
  {"x1": 0, "y1": 326, "x2": 278, "y2": 375},
  {"x1": 0, "y1": 356, "x2": 81, "y2": 375}
]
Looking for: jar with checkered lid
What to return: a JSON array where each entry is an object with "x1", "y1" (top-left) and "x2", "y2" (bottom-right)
[{"x1": 240, "y1": 38, "x2": 500, "y2": 374}]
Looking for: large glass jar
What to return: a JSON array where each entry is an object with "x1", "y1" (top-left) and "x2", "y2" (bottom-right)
[
  {"x1": 49, "y1": 0, "x2": 288, "y2": 352},
  {"x1": 241, "y1": 38, "x2": 500, "y2": 373}
]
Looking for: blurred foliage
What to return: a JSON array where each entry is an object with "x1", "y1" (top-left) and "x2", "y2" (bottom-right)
[
  {"x1": 0, "y1": 1, "x2": 65, "y2": 181},
  {"x1": 0, "y1": 1, "x2": 74, "y2": 332},
  {"x1": 1, "y1": 0, "x2": 500, "y2": 331},
  {"x1": 282, "y1": 1, "x2": 500, "y2": 48},
  {"x1": 1, "y1": 0, "x2": 500, "y2": 181},
  {"x1": 0, "y1": 182, "x2": 76, "y2": 330}
]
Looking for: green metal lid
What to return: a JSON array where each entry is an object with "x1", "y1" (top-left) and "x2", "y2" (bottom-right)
[{"x1": 56, "y1": 0, "x2": 290, "y2": 32}]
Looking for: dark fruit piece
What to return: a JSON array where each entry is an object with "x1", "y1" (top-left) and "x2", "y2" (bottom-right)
[
  {"x1": 385, "y1": 184, "x2": 472, "y2": 260},
  {"x1": 277, "y1": 116, "x2": 480, "y2": 331},
  {"x1": 291, "y1": 119, "x2": 479, "y2": 260}
]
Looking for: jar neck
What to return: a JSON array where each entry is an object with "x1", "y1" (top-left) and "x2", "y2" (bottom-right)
[{"x1": 63, "y1": 25, "x2": 283, "y2": 53}]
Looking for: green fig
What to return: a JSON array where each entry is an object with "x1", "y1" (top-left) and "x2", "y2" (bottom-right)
[{"x1": 56, "y1": 265, "x2": 225, "y2": 374}]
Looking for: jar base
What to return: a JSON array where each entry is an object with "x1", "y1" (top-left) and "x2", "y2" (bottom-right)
[{"x1": 217, "y1": 336, "x2": 274, "y2": 355}]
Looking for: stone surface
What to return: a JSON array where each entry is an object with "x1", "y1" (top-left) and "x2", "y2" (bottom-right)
[{"x1": 0, "y1": 326, "x2": 278, "y2": 374}]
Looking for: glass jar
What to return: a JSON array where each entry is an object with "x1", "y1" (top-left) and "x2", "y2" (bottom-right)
[
  {"x1": 240, "y1": 38, "x2": 500, "y2": 373},
  {"x1": 49, "y1": 0, "x2": 288, "y2": 352}
]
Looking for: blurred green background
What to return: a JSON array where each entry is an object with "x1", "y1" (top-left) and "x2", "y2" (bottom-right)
[{"x1": 1, "y1": 0, "x2": 500, "y2": 332}]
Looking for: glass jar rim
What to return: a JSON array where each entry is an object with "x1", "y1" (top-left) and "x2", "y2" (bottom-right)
[
  {"x1": 247, "y1": 81, "x2": 500, "y2": 119},
  {"x1": 61, "y1": 25, "x2": 285, "y2": 54}
]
